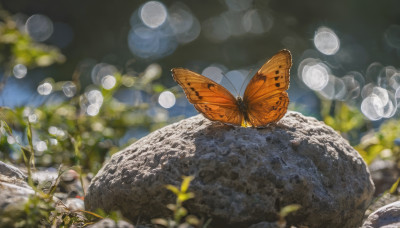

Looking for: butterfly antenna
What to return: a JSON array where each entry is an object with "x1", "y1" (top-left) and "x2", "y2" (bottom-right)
[
  {"x1": 239, "y1": 67, "x2": 255, "y2": 95},
  {"x1": 220, "y1": 72, "x2": 240, "y2": 97}
]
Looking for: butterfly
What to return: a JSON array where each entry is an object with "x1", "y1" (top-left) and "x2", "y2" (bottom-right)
[{"x1": 171, "y1": 49, "x2": 292, "y2": 128}]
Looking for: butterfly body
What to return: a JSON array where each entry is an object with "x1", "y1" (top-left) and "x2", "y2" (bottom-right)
[
  {"x1": 172, "y1": 49, "x2": 292, "y2": 128},
  {"x1": 235, "y1": 96, "x2": 251, "y2": 127}
]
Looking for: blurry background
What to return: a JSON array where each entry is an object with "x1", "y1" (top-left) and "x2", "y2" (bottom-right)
[
  {"x1": 3, "y1": 0, "x2": 400, "y2": 116},
  {"x1": 1, "y1": 0, "x2": 400, "y2": 170}
]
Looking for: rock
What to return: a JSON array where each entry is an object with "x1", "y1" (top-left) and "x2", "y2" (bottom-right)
[
  {"x1": 0, "y1": 161, "x2": 27, "y2": 180},
  {"x1": 86, "y1": 218, "x2": 135, "y2": 228},
  {"x1": 32, "y1": 168, "x2": 59, "y2": 191},
  {"x1": 85, "y1": 112, "x2": 374, "y2": 228},
  {"x1": 0, "y1": 162, "x2": 34, "y2": 226},
  {"x1": 65, "y1": 198, "x2": 85, "y2": 210},
  {"x1": 362, "y1": 201, "x2": 400, "y2": 228},
  {"x1": 247, "y1": 221, "x2": 279, "y2": 228},
  {"x1": 33, "y1": 168, "x2": 87, "y2": 200},
  {"x1": 364, "y1": 193, "x2": 400, "y2": 218},
  {"x1": 368, "y1": 159, "x2": 399, "y2": 196}
]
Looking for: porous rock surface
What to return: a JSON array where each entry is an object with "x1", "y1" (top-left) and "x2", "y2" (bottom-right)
[
  {"x1": 85, "y1": 111, "x2": 374, "y2": 228},
  {"x1": 86, "y1": 218, "x2": 135, "y2": 228},
  {"x1": 362, "y1": 201, "x2": 400, "y2": 228},
  {"x1": 0, "y1": 162, "x2": 34, "y2": 226}
]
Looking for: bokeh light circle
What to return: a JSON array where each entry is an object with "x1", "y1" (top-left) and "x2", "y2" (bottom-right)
[
  {"x1": 87, "y1": 104, "x2": 100, "y2": 116},
  {"x1": 158, "y1": 91, "x2": 176, "y2": 109},
  {"x1": 13, "y1": 64, "x2": 27, "y2": 79},
  {"x1": 62, "y1": 82, "x2": 77, "y2": 97},
  {"x1": 91, "y1": 63, "x2": 117, "y2": 86},
  {"x1": 25, "y1": 14, "x2": 54, "y2": 41},
  {"x1": 140, "y1": 1, "x2": 167, "y2": 29},
  {"x1": 36, "y1": 141, "x2": 48, "y2": 152},
  {"x1": 318, "y1": 75, "x2": 345, "y2": 100},
  {"x1": 202, "y1": 66, "x2": 224, "y2": 83},
  {"x1": 87, "y1": 90, "x2": 104, "y2": 106},
  {"x1": 361, "y1": 94, "x2": 384, "y2": 121},
  {"x1": 37, "y1": 82, "x2": 53, "y2": 95},
  {"x1": 299, "y1": 59, "x2": 330, "y2": 91},
  {"x1": 314, "y1": 27, "x2": 340, "y2": 55},
  {"x1": 101, "y1": 75, "x2": 117, "y2": 90}
]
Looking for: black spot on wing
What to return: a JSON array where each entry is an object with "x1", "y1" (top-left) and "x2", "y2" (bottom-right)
[
  {"x1": 275, "y1": 70, "x2": 279, "y2": 74},
  {"x1": 207, "y1": 84, "x2": 215, "y2": 89},
  {"x1": 275, "y1": 83, "x2": 280, "y2": 87}
]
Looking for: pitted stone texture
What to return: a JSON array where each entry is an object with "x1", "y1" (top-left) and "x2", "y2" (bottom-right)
[
  {"x1": 86, "y1": 218, "x2": 135, "y2": 228},
  {"x1": 0, "y1": 161, "x2": 27, "y2": 181},
  {"x1": 85, "y1": 112, "x2": 374, "y2": 228},
  {"x1": 362, "y1": 201, "x2": 400, "y2": 228},
  {"x1": 0, "y1": 162, "x2": 34, "y2": 226}
]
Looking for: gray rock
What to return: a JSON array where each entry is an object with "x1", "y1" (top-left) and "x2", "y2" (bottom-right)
[
  {"x1": 0, "y1": 162, "x2": 34, "y2": 226},
  {"x1": 87, "y1": 218, "x2": 134, "y2": 228},
  {"x1": 368, "y1": 159, "x2": 399, "y2": 196},
  {"x1": 0, "y1": 161, "x2": 27, "y2": 182},
  {"x1": 365, "y1": 194, "x2": 400, "y2": 218},
  {"x1": 247, "y1": 221, "x2": 279, "y2": 228},
  {"x1": 32, "y1": 169, "x2": 59, "y2": 191},
  {"x1": 362, "y1": 201, "x2": 400, "y2": 228},
  {"x1": 85, "y1": 112, "x2": 374, "y2": 228}
]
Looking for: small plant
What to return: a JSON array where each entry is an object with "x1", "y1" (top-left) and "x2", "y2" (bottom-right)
[
  {"x1": 276, "y1": 204, "x2": 301, "y2": 228},
  {"x1": 355, "y1": 118, "x2": 400, "y2": 164},
  {"x1": 152, "y1": 176, "x2": 206, "y2": 228},
  {"x1": 321, "y1": 100, "x2": 366, "y2": 145}
]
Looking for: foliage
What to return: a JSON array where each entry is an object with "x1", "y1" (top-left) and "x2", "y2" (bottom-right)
[
  {"x1": 320, "y1": 99, "x2": 400, "y2": 165},
  {"x1": 320, "y1": 100, "x2": 366, "y2": 145},
  {"x1": 1, "y1": 5, "x2": 400, "y2": 228},
  {"x1": 0, "y1": 63, "x2": 179, "y2": 174},
  {"x1": 355, "y1": 119, "x2": 400, "y2": 165},
  {"x1": 152, "y1": 176, "x2": 207, "y2": 228},
  {"x1": 276, "y1": 204, "x2": 302, "y2": 228},
  {"x1": 0, "y1": 7, "x2": 65, "y2": 91},
  {"x1": 0, "y1": 9, "x2": 182, "y2": 173}
]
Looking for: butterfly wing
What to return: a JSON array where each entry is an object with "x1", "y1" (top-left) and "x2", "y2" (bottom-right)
[
  {"x1": 243, "y1": 49, "x2": 292, "y2": 127},
  {"x1": 172, "y1": 68, "x2": 242, "y2": 126}
]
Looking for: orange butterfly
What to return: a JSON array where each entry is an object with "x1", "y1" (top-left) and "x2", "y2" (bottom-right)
[{"x1": 172, "y1": 49, "x2": 292, "y2": 128}]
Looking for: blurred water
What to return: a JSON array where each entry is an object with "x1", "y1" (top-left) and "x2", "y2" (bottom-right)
[{"x1": 2, "y1": 0, "x2": 400, "y2": 124}]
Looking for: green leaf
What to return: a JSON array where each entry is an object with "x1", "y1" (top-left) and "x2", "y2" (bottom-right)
[
  {"x1": 0, "y1": 120, "x2": 13, "y2": 135},
  {"x1": 389, "y1": 178, "x2": 400, "y2": 194},
  {"x1": 181, "y1": 176, "x2": 194, "y2": 193},
  {"x1": 175, "y1": 207, "x2": 187, "y2": 217},
  {"x1": 166, "y1": 203, "x2": 176, "y2": 211},
  {"x1": 185, "y1": 215, "x2": 200, "y2": 225},
  {"x1": 177, "y1": 192, "x2": 194, "y2": 202},
  {"x1": 151, "y1": 218, "x2": 169, "y2": 226},
  {"x1": 63, "y1": 215, "x2": 71, "y2": 225},
  {"x1": 166, "y1": 184, "x2": 180, "y2": 195},
  {"x1": 279, "y1": 204, "x2": 301, "y2": 218}
]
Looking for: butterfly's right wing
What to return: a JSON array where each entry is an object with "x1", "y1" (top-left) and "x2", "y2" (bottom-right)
[
  {"x1": 243, "y1": 50, "x2": 292, "y2": 127},
  {"x1": 172, "y1": 68, "x2": 242, "y2": 126}
]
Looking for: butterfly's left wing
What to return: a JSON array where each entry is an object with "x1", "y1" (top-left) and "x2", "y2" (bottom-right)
[
  {"x1": 172, "y1": 68, "x2": 243, "y2": 126},
  {"x1": 243, "y1": 49, "x2": 292, "y2": 127}
]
